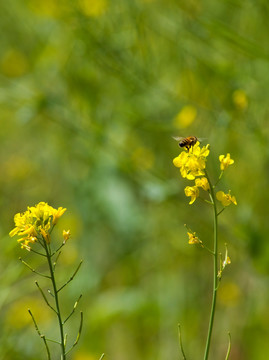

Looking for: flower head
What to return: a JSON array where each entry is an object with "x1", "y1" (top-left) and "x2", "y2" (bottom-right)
[
  {"x1": 219, "y1": 153, "x2": 234, "y2": 171},
  {"x1": 187, "y1": 231, "x2": 201, "y2": 245},
  {"x1": 216, "y1": 191, "x2": 237, "y2": 207},
  {"x1": 63, "y1": 230, "x2": 71, "y2": 243},
  {"x1": 184, "y1": 185, "x2": 199, "y2": 204},
  {"x1": 9, "y1": 202, "x2": 66, "y2": 250},
  {"x1": 173, "y1": 142, "x2": 210, "y2": 180},
  {"x1": 195, "y1": 177, "x2": 209, "y2": 191}
]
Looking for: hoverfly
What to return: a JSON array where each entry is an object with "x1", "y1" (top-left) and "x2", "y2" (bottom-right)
[{"x1": 173, "y1": 136, "x2": 204, "y2": 152}]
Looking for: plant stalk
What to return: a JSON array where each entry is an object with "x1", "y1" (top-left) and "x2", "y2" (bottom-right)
[
  {"x1": 43, "y1": 240, "x2": 66, "y2": 360},
  {"x1": 203, "y1": 172, "x2": 218, "y2": 360}
]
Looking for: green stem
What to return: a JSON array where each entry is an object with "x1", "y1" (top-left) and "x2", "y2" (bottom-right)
[
  {"x1": 203, "y1": 171, "x2": 219, "y2": 360},
  {"x1": 43, "y1": 240, "x2": 66, "y2": 360}
]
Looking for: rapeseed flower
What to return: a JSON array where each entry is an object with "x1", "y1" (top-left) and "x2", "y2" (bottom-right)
[
  {"x1": 219, "y1": 154, "x2": 234, "y2": 171},
  {"x1": 195, "y1": 177, "x2": 209, "y2": 191},
  {"x1": 63, "y1": 229, "x2": 71, "y2": 243},
  {"x1": 9, "y1": 202, "x2": 66, "y2": 250},
  {"x1": 216, "y1": 191, "x2": 237, "y2": 207},
  {"x1": 184, "y1": 186, "x2": 199, "y2": 204},
  {"x1": 173, "y1": 142, "x2": 210, "y2": 180},
  {"x1": 187, "y1": 231, "x2": 201, "y2": 245}
]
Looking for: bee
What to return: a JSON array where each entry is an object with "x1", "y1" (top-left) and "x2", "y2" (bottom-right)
[{"x1": 173, "y1": 136, "x2": 201, "y2": 151}]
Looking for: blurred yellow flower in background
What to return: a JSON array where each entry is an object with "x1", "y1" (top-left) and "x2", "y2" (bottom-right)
[
  {"x1": 173, "y1": 105, "x2": 197, "y2": 129},
  {"x1": 79, "y1": 0, "x2": 108, "y2": 17},
  {"x1": 232, "y1": 89, "x2": 248, "y2": 110},
  {"x1": 219, "y1": 153, "x2": 234, "y2": 171},
  {"x1": 216, "y1": 191, "x2": 237, "y2": 207},
  {"x1": 1, "y1": 49, "x2": 28, "y2": 77}
]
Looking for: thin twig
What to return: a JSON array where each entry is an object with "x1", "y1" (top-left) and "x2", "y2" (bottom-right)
[
  {"x1": 53, "y1": 250, "x2": 62, "y2": 271},
  {"x1": 65, "y1": 311, "x2": 83, "y2": 355},
  {"x1": 63, "y1": 294, "x2": 82, "y2": 324},
  {"x1": 217, "y1": 208, "x2": 225, "y2": 217},
  {"x1": 57, "y1": 260, "x2": 83, "y2": 293},
  {"x1": 19, "y1": 258, "x2": 51, "y2": 278},
  {"x1": 224, "y1": 332, "x2": 231, "y2": 360},
  {"x1": 35, "y1": 281, "x2": 57, "y2": 314},
  {"x1": 48, "y1": 289, "x2": 55, "y2": 298},
  {"x1": 99, "y1": 354, "x2": 105, "y2": 360},
  {"x1": 178, "y1": 324, "x2": 187, "y2": 360},
  {"x1": 29, "y1": 248, "x2": 47, "y2": 257},
  {"x1": 28, "y1": 309, "x2": 51, "y2": 360},
  {"x1": 51, "y1": 243, "x2": 65, "y2": 258}
]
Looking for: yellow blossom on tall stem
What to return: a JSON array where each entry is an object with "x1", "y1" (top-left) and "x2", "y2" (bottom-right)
[
  {"x1": 9, "y1": 202, "x2": 66, "y2": 250},
  {"x1": 9, "y1": 202, "x2": 83, "y2": 360},
  {"x1": 219, "y1": 153, "x2": 234, "y2": 171},
  {"x1": 173, "y1": 142, "x2": 210, "y2": 180},
  {"x1": 173, "y1": 139, "x2": 237, "y2": 360},
  {"x1": 184, "y1": 186, "x2": 199, "y2": 204},
  {"x1": 216, "y1": 190, "x2": 237, "y2": 207}
]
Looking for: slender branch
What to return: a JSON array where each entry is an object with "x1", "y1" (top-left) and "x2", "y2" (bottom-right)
[
  {"x1": 99, "y1": 354, "x2": 105, "y2": 360},
  {"x1": 53, "y1": 250, "x2": 62, "y2": 271},
  {"x1": 224, "y1": 332, "x2": 231, "y2": 360},
  {"x1": 178, "y1": 324, "x2": 187, "y2": 360},
  {"x1": 29, "y1": 248, "x2": 47, "y2": 257},
  {"x1": 28, "y1": 309, "x2": 51, "y2": 360},
  {"x1": 63, "y1": 294, "x2": 82, "y2": 324},
  {"x1": 213, "y1": 171, "x2": 224, "y2": 188},
  {"x1": 19, "y1": 258, "x2": 51, "y2": 279},
  {"x1": 35, "y1": 281, "x2": 57, "y2": 314},
  {"x1": 57, "y1": 260, "x2": 83, "y2": 293},
  {"x1": 48, "y1": 289, "x2": 55, "y2": 298},
  {"x1": 46, "y1": 338, "x2": 61, "y2": 345},
  {"x1": 203, "y1": 170, "x2": 219, "y2": 360},
  {"x1": 217, "y1": 208, "x2": 225, "y2": 217},
  {"x1": 51, "y1": 243, "x2": 65, "y2": 257},
  {"x1": 65, "y1": 311, "x2": 83, "y2": 355}
]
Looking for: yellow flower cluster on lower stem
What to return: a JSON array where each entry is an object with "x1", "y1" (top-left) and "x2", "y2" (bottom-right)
[{"x1": 9, "y1": 202, "x2": 66, "y2": 250}]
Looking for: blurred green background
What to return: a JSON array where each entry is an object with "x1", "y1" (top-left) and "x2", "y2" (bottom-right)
[{"x1": 1, "y1": 0, "x2": 269, "y2": 359}]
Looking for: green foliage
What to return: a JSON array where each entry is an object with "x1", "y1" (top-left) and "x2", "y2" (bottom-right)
[{"x1": 1, "y1": 0, "x2": 269, "y2": 359}]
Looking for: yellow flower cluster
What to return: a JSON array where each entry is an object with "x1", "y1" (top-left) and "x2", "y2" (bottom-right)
[
  {"x1": 173, "y1": 142, "x2": 210, "y2": 180},
  {"x1": 9, "y1": 202, "x2": 66, "y2": 251},
  {"x1": 173, "y1": 145, "x2": 237, "y2": 207},
  {"x1": 184, "y1": 177, "x2": 209, "y2": 204}
]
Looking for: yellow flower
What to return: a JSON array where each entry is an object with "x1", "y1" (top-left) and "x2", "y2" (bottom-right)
[
  {"x1": 219, "y1": 153, "x2": 234, "y2": 171},
  {"x1": 195, "y1": 177, "x2": 209, "y2": 191},
  {"x1": 184, "y1": 186, "x2": 199, "y2": 204},
  {"x1": 63, "y1": 230, "x2": 71, "y2": 243},
  {"x1": 52, "y1": 207, "x2": 67, "y2": 225},
  {"x1": 216, "y1": 191, "x2": 237, "y2": 207},
  {"x1": 9, "y1": 202, "x2": 66, "y2": 250},
  {"x1": 173, "y1": 142, "x2": 210, "y2": 180},
  {"x1": 187, "y1": 231, "x2": 201, "y2": 245},
  {"x1": 232, "y1": 89, "x2": 248, "y2": 110}
]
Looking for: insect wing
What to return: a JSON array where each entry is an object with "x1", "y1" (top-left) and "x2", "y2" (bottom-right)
[{"x1": 172, "y1": 136, "x2": 184, "y2": 142}]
